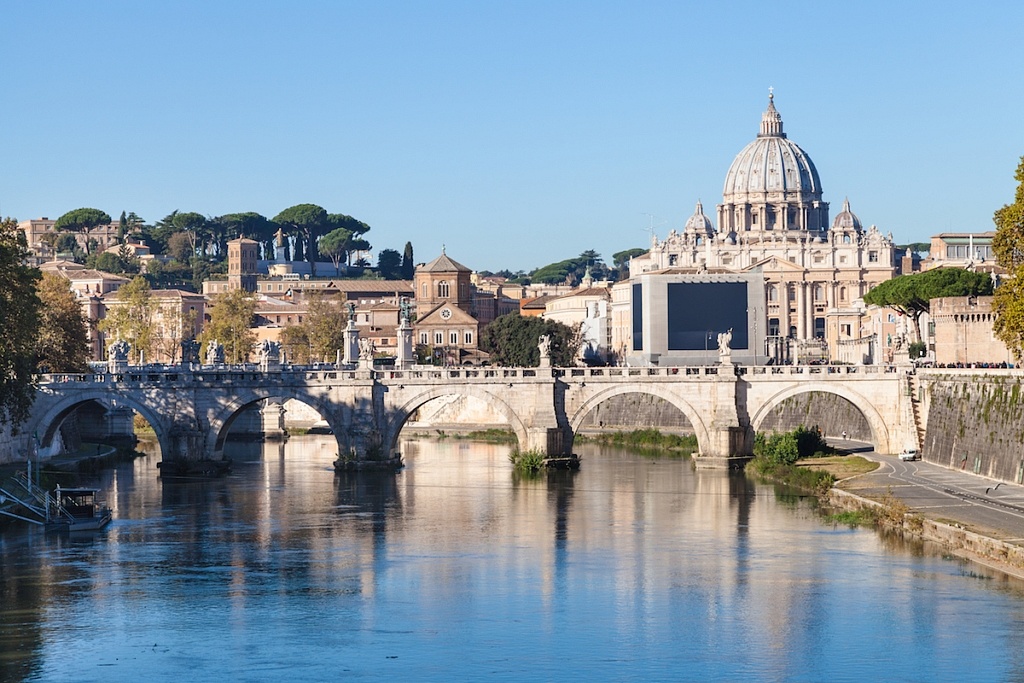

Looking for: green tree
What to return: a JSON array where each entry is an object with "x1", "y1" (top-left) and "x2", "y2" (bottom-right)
[
  {"x1": 328, "y1": 213, "x2": 372, "y2": 265},
  {"x1": 864, "y1": 267, "x2": 993, "y2": 342},
  {"x1": 53, "y1": 208, "x2": 112, "y2": 256},
  {"x1": 35, "y1": 272, "x2": 91, "y2": 372},
  {"x1": 216, "y1": 212, "x2": 276, "y2": 259},
  {"x1": 274, "y1": 204, "x2": 328, "y2": 276},
  {"x1": 481, "y1": 312, "x2": 581, "y2": 366},
  {"x1": 200, "y1": 289, "x2": 257, "y2": 364},
  {"x1": 99, "y1": 275, "x2": 155, "y2": 364},
  {"x1": 87, "y1": 252, "x2": 122, "y2": 273},
  {"x1": 993, "y1": 156, "x2": 1024, "y2": 358},
  {"x1": 402, "y1": 241, "x2": 414, "y2": 279},
  {"x1": 0, "y1": 217, "x2": 42, "y2": 430},
  {"x1": 319, "y1": 227, "x2": 353, "y2": 271},
  {"x1": 612, "y1": 247, "x2": 646, "y2": 280},
  {"x1": 171, "y1": 211, "x2": 210, "y2": 258},
  {"x1": 377, "y1": 248, "x2": 402, "y2": 279}
]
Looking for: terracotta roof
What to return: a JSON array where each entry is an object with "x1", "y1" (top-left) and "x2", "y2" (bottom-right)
[{"x1": 418, "y1": 251, "x2": 471, "y2": 273}]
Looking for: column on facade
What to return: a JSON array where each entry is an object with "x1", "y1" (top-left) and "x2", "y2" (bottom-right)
[{"x1": 796, "y1": 281, "x2": 807, "y2": 340}]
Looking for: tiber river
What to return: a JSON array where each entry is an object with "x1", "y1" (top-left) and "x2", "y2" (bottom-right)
[{"x1": 3, "y1": 435, "x2": 1024, "y2": 682}]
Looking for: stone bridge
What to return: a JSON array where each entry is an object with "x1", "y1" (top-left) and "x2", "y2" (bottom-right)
[{"x1": 16, "y1": 363, "x2": 917, "y2": 470}]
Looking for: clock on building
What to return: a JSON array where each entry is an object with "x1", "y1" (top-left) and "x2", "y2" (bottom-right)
[{"x1": 440, "y1": 307, "x2": 452, "y2": 320}]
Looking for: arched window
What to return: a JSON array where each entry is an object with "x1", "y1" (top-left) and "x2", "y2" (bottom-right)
[
  {"x1": 768, "y1": 284, "x2": 778, "y2": 302},
  {"x1": 438, "y1": 281, "x2": 450, "y2": 298}
]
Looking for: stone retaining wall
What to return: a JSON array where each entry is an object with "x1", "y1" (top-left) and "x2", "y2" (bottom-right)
[
  {"x1": 828, "y1": 488, "x2": 1024, "y2": 579},
  {"x1": 920, "y1": 374, "x2": 1024, "y2": 482},
  {"x1": 758, "y1": 391, "x2": 871, "y2": 441}
]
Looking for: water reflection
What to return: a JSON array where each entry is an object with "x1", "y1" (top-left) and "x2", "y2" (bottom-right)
[{"x1": 2, "y1": 436, "x2": 1024, "y2": 682}]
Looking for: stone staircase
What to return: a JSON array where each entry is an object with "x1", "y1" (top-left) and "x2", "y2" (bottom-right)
[{"x1": 907, "y1": 373, "x2": 925, "y2": 450}]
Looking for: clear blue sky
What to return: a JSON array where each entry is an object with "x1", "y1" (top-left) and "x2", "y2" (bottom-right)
[{"x1": 4, "y1": 1, "x2": 1023, "y2": 273}]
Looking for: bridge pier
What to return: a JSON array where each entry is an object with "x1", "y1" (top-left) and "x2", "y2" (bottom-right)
[
  {"x1": 694, "y1": 425, "x2": 752, "y2": 469},
  {"x1": 260, "y1": 400, "x2": 287, "y2": 442},
  {"x1": 159, "y1": 416, "x2": 231, "y2": 477},
  {"x1": 525, "y1": 427, "x2": 567, "y2": 456},
  {"x1": 104, "y1": 406, "x2": 137, "y2": 448}
]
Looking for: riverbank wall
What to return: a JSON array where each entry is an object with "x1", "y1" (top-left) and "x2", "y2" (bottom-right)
[
  {"x1": 918, "y1": 372, "x2": 1024, "y2": 483},
  {"x1": 827, "y1": 487, "x2": 1024, "y2": 580}
]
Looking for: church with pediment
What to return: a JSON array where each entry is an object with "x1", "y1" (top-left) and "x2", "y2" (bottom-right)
[
  {"x1": 413, "y1": 249, "x2": 486, "y2": 364},
  {"x1": 618, "y1": 92, "x2": 897, "y2": 364}
]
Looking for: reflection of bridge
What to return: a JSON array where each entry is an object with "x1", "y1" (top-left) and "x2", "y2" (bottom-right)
[{"x1": 22, "y1": 364, "x2": 917, "y2": 470}]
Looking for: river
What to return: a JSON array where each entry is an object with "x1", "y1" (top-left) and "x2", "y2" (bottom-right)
[{"x1": 2, "y1": 435, "x2": 1024, "y2": 682}]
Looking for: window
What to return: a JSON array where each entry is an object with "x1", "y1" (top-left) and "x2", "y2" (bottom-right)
[
  {"x1": 768, "y1": 285, "x2": 778, "y2": 302},
  {"x1": 814, "y1": 285, "x2": 824, "y2": 302},
  {"x1": 841, "y1": 324, "x2": 851, "y2": 336},
  {"x1": 434, "y1": 332, "x2": 443, "y2": 344},
  {"x1": 419, "y1": 332, "x2": 428, "y2": 345},
  {"x1": 449, "y1": 331, "x2": 458, "y2": 344},
  {"x1": 464, "y1": 331, "x2": 473, "y2": 344},
  {"x1": 438, "y1": 281, "x2": 450, "y2": 298},
  {"x1": 769, "y1": 318, "x2": 780, "y2": 336},
  {"x1": 422, "y1": 283, "x2": 428, "y2": 297},
  {"x1": 669, "y1": 254, "x2": 678, "y2": 266},
  {"x1": 840, "y1": 286, "x2": 847, "y2": 301},
  {"x1": 869, "y1": 251, "x2": 878, "y2": 263}
]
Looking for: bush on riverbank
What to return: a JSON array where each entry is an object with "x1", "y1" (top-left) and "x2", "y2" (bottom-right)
[
  {"x1": 747, "y1": 425, "x2": 838, "y2": 495},
  {"x1": 753, "y1": 425, "x2": 835, "y2": 466},
  {"x1": 577, "y1": 429, "x2": 698, "y2": 456}
]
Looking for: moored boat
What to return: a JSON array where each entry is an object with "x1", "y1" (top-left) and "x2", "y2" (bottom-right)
[{"x1": 46, "y1": 486, "x2": 112, "y2": 532}]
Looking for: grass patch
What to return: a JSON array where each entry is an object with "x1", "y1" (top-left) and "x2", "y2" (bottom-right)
[
  {"x1": 453, "y1": 429, "x2": 517, "y2": 443},
  {"x1": 798, "y1": 456, "x2": 878, "y2": 480},
  {"x1": 824, "y1": 509, "x2": 877, "y2": 527},
  {"x1": 577, "y1": 429, "x2": 697, "y2": 456}
]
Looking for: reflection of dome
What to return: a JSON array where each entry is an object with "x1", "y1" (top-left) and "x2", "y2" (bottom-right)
[
  {"x1": 831, "y1": 197, "x2": 863, "y2": 232},
  {"x1": 684, "y1": 200, "x2": 714, "y2": 235},
  {"x1": 722, "y1": 94, "x2": 823, "y2": 201}
]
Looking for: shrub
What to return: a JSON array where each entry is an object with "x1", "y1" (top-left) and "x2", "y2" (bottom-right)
[{"x1": 508, "y1": 449, "x2": 545, "y2": 473}]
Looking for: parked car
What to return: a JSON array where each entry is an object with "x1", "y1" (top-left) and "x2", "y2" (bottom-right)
[{"x1": 899, "y1": 448, "x2": 920, "y2": 461}]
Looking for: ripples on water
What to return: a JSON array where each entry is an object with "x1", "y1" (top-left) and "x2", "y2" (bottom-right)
[{"x1": 3, "y1": 436, "x2": 1024, "y2": 682}]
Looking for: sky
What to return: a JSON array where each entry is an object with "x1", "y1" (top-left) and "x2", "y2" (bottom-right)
[{"x1": 4, "y1": 1, "x2": 1024, "y2": 273}]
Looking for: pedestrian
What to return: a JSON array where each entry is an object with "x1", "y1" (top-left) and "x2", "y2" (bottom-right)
[{"x1": 841, "y1": 430, "x2": 847, "y2": 440}]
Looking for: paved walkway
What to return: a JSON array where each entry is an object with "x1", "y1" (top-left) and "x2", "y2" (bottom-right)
[{"x1": 833, "y1": 441, "x2": 1024, "y2": 549}]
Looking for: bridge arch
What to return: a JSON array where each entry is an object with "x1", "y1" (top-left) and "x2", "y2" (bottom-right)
[
  {"x1": 567, "y1": 384, "x2": 711, "y2": 454},
  {"x1": 208, "y1": 388, "x2": 346, "y2": 457},
  {"x1": 383, "y1": 385, "x2": 530, "y2": 457},
  {"x1": 750, "y1": 382, "x2": 892, "y2": 453},
  {"x1": 29, "y1": 391, "x2": 172, "y2": 458}
]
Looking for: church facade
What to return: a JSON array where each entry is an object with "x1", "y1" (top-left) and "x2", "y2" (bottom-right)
[{"x1": 617, "y1": 93, "x2": 897, "y2": 364}]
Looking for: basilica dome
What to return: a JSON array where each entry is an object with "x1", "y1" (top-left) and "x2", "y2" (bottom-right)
[
  {"x1": 831, "y1": 198, "x2": 862, "y2": 232},
  {"x1": 721, "y1": 94, "x2": 822, "y2": 202},
  {"x1": 684, "y1": 200, "x2": 714, "y2": 235}
]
